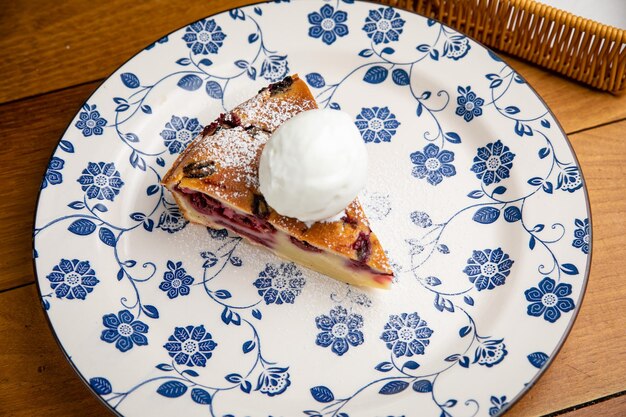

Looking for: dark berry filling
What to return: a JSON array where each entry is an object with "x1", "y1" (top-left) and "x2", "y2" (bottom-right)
[
  {"x1": 201, "y1": 121, "x2": 220, "y2": 137},
  {"x1": 347, "y1": 259, "x2": 372, "y2": 271},
  {"x1": 201, "y1": 112, "x2": 241, "y2": 137},
  {"x1": 346, "y1": 260, "x2": 394, "y2": 284},
  {"x1": 182, "y1": 189, "x2": 276, "y2": 247},
  {"x1": 374, "y1": 274, "x2": 394, "y2": 286},
  {"x1": 268, "y1": 76, "x2": 293, "y2": 95},
  {"x1": 180, "y1": 189, "x2": 393, "y2": 284},
  {"x1": 352, "y1": 232, "x2": 372, "y2": 262},
  {"x1": 215, "y1": 220, "x2": 270, "y2": 247},
  {"x1": 252, "y1": 194, "x2": 270, "y2": 219},
  {"x1": 183, "y1": 160, "x2": 216, "y2": 179},
  {"x1": 290, "y1": 236, "x2": 323, "y2": 253},
  {"x1": 217, "y1": 111, "x2": 241, "y2": 128},
  {"x1": 341, "y1": 214, "x2": 358, "y2": 227}
]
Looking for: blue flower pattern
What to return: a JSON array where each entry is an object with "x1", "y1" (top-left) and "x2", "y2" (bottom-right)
[
  {"x1": 163, "y1": 325, "x2": 217, "y2": 367},
  {"x1": 444, "y1": 35, "x2": 471, "y2": 60},
  {"x1": 46, "y1": 259, "x2": 99, "y2": 300},
  {"x1": 355, "y1": 106, "x2": 400, "y2": 143},
  {"x1": 159, "y1": 261, "x2": 194, "y2": 299},
  {"x1": 557, "y1": 166, "x2": 583, "y2": 193},
  {"x1": 77, "y1": 162, "x2": 124, "y2": 201},
  {"x1": 207, "y1": 226, "x2": 229, "y2": 240},
  {"x1": 160, "y1": 116, "x2": 202, "y2": 155},
  {"x1": 253, "y1": 263, "x2": 305, "y2": 305},
  {"x1": 42, "y1": 157, "x2": 64, "y2": 189},
  {"x1": 410, "y1": 144, "x2": 456, "y2": 186},
  {"x1": 145, "y1": 35, "x2": 169, "y2": 51},
  {"x1": 362, "y1": 7, "x2": 405, "y2": 44},
  {"x1": 157, "y1": 203, "x2": 188, "y2": 233},
  {"x1": 463, "y1": 248, "x2": 514, "y2": 291},
  {"x1": 75, "y1": 104, "x2": 107, "y2": 137},
  {"x1": 474, "y1": 339, "x2": 508, "y2": 367},
  {"x1": 455, "y1": 86, "x2": 484, "y2": 122},
  {"x1": 525, "y1": 277, "x2": 576, "y2": 323},
  {"x1": 260, "y1": 55, "x2": 289, "y2": 82},
  {"x1": 256, "y1": 367, "x2": 291, "y2": 397},
  {"x1": 315, "y1": 306, "x2": 364, "y2": 356},
  {"x1": 183, "y1": 19, "x2": 226, "y2": 55},
  {"x1": 100, "y1": 310, "x2": 149, "y2": 352},
  {"x1": 572, "y1": 218, "x2": 590, "y2": 254},
  {"x1": 308, "y1": 4, "x2": 348, "y2": 45},
  {"x1": 471, "y1": 140, "x2": 516, "y2": 185},
  {"x1": 381, "y1": 312, "x2": 433, "y2": 358},
  {"x1": 489, "y1": 396, "x2": 509, "y2": 416}
]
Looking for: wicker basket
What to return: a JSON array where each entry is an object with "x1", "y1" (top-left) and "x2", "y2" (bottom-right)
[{"x1": 379, "y1": 0, "x2": 626, "y2": 93}]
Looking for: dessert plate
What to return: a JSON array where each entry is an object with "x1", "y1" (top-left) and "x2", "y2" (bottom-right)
[{"x1": 33, "y1": 1, "x2": 591, "y2": 416}]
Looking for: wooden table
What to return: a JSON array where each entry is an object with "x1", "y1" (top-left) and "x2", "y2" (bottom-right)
[{"x1": 1, "y1": 1, "x2": 625, "y2": 416}]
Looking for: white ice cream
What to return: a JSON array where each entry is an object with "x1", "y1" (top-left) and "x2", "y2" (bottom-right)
[{"x1": 259, "y1": 109, "x2": 368, "y2": 223}]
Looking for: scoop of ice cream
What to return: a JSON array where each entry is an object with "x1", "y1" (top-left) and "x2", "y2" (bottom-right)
[{"x1": 259, "y1": 109, "x2": 368, "y2": 223}]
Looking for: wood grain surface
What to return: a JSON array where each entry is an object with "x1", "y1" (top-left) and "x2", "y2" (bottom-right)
[
  {"x1": 0, "y1": 1, "x2": 624, "y2": 416},
  {"x1": 555, "y1": 395, "x2": 626, "y2": 417},
  {"x1": 0, "y1": 285, "x2": 104, "y2": 417},
  {"x1": 0, "y1": 0, "x2": 261, "y2": 103},
  {"x1": 506, "y1": 122, "x2": 626, "y2": 416},
  {"x1": 1, "y1": 0, "x2": 625, "y2": 132}
]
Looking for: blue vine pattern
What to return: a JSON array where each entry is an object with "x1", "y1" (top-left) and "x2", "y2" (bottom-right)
[
  {"x1": 306, "y1": 16, "x2": 467, "y2": 151},
  {"x1": 34, "y1": 2, "x2": 589, "y2": 416},
  {"x1": 300, "y1": 4, "x2": 585, "y2": 417},
  {"x1": 87, "y1": 247, "x2": 296, "y2": 413}
]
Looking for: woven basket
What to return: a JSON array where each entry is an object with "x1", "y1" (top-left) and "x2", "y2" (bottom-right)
[{"x1": 379, "y1": 0, "x2": 626, "y2": 93}]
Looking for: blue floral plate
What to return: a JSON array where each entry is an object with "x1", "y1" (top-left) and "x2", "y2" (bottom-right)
[{"x1": 34, "y1": 1, "x2": 591, "y2": 416}]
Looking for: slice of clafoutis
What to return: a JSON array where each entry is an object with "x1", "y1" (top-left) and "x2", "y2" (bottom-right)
[{"x1": 162, "y1": 75, "x2": 394, "y2": 289}]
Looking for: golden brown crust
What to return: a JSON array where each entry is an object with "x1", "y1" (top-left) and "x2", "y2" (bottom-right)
[{"x1": 162, "y1": 75, "x2": 392, "y2": 274}]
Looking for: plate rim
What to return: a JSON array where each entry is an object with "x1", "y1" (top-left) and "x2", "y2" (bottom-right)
[{"x1": 31, "y1": 1, "x2": 593, "y2": 415}]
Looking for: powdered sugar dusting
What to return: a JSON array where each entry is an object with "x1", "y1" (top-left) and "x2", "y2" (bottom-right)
[
  {"x1": 183, "y1": 85, "x2": 316, "y2": 193},
  {"x1": 360, "y1": 191, "x2": 392, "y2": 221},
  {"x1": 239, "y1": 95, "x2": 316, "y2": 132},
  {"x1": 194, "y1": 127, "x2": 269, "y2": 189}
]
